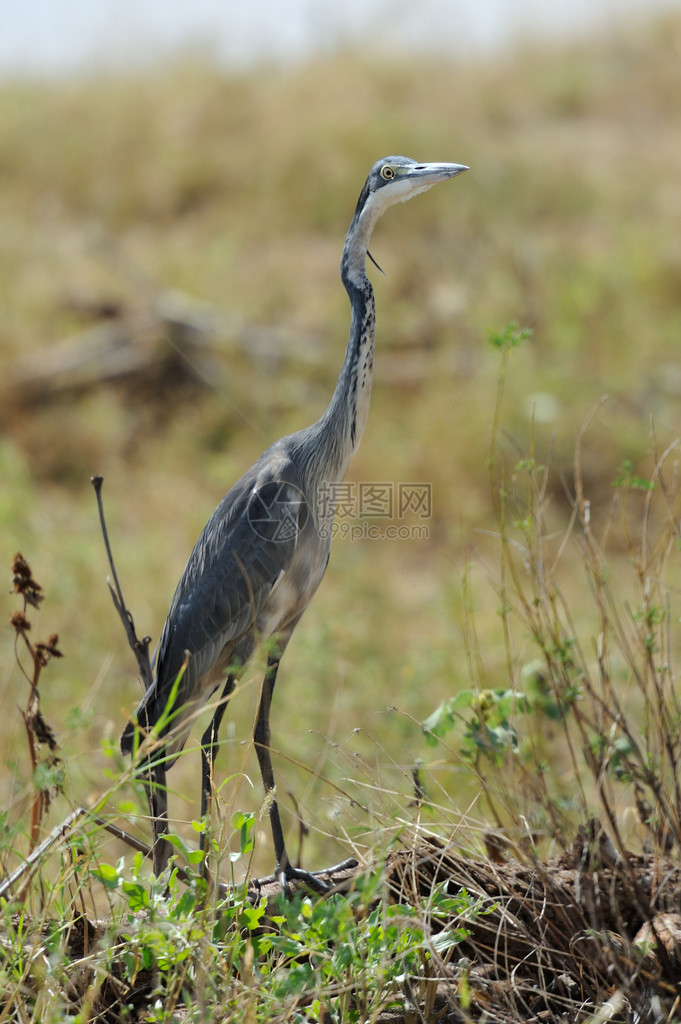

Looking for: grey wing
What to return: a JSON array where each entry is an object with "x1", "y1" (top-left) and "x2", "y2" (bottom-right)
[{"x1": 132, "y1": 472, "x2": 307, "y2": 738}]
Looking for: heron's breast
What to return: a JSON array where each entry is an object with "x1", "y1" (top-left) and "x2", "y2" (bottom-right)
[{"x1": 258, "y1": 539, "x2": 329, "y2": 639}]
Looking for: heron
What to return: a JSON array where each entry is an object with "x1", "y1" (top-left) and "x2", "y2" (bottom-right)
[{"x1": 121, "y1": 156, "x2": 468, "y2": 890}]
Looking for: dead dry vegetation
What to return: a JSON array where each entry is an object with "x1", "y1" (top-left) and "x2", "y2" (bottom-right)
[{"x1": 3, "y1": 12, "x2": 681, "y2": 1024}]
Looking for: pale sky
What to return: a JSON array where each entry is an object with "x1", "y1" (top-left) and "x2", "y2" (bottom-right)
[{"x1": 1, "y1": 0, "x2": 676, "y2": 74}]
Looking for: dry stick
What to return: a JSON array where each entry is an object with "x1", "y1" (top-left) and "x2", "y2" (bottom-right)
[
  {"x1": 90, "y1": 475, "x2": 153, "y2": 691},
  {"x1": 90, "y1": 474, "x2": 171, "y2": 878},
  {"x1": 13, "y1": 620, "x2": 40, "y2": 839},
  {"x1": 23, "y1": 681, "x2": 42, "y2": 852},
  {"x1": 0, "y1": 808, "x2": 160, "y2": 902},
  {"x1": 0, "y1": 802, "x2": 359, "y2": 905},
  {"x1": 14, "y1": 610, "x2": 51, "y2": 853}
]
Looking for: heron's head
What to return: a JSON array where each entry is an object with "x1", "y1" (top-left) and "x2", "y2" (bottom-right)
[{"x1": 353, "y1": 156, "x2": 468, "y2": 229}]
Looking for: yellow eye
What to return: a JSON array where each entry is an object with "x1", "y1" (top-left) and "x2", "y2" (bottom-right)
[{"x1": 380, "y1": 165, "x2": 395, "y2": 181}]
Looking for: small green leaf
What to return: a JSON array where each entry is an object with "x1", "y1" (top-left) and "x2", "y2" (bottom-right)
[
  {"x1": 488, "y1": 321, "x2": 533, "y2": 351},
  {"x1": 122, "y1": 880, "x2": 149, "y2": 911},
  {"x1": 116, "y1": 800, "x2": 138, "y2": 815},
  {"x1": 422, "y1": 691, "x2": 474, "y2": 742},
  {"x1": 239, "y1": 903, "x2": 266, "y2": 931},
  {"x1": 613, "y1": 459, "x2": 655, "y2": 491},
  {"x1": 230, "y1": 810, "x2": 250, "y2": 830},
  {"x1": 91, "y1": 863, "x2": 121, "y2": 890},
  {"x1": 171, "y1": 891, "x2": 196, "y2": 918}
]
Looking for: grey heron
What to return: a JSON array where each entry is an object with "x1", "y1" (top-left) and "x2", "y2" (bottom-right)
[{"x1": 121, "y1": 156, "x2": 467, "y2": 890}]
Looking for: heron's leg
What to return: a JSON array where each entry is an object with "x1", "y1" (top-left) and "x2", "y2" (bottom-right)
[
  {"x1": 253, "y1": 656, "x2": 286, "y2": 866},
  {"x1": 199, "y1": 674, "x2": 236, "y2": 851},
  {"x1": 146, "y1": 761, "x2": 171, "y2": 875},
  {"x1": 254, "y1": 655, "x2": 328, "y2": 895}
]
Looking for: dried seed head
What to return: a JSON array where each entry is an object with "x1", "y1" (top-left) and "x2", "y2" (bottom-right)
[
  {"x1": 9, "y1": 610, "x2": 30, "y2": 633},
  {"x1": 45, "y1": 634, "x2": 63, "y2": 658},
  {"x1": 32, "y1": 709, "x2": 60, "y2": 751},
  {"x1": 36, "y1": 634, "x2": 63, "y2": 663},
  {"x1": 11, "y1": 553, "x2": 32, "y2": 579},
  {"x1": 11, "y1": 553, "x2": 43, "y2": 608}
]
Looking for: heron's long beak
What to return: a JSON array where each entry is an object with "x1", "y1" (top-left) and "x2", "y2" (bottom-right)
[
  {"x1": 409, "y1": 162, "x2": 469, "y2": 179},
  {"x1": 393, "y1": 162, "x2": 469, "y2": 204}
]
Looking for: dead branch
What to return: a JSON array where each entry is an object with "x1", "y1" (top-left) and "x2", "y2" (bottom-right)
[
  {"x1": 0, "y1": 799, "x2": 359, "y2": 905},
  {"x1": 91, "y1": 476, "x2": 153, "y2": 692}
]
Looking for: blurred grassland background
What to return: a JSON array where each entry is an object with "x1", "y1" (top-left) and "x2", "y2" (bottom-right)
[{"x1": 1, "y1": 11, "x2": 681, "y2": 875}]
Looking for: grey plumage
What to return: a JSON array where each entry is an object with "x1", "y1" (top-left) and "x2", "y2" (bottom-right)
[{"x1": 121, "y1": 156, "x2": 468, "y2": 887}]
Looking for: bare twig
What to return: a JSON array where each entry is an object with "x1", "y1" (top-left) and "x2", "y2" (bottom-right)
[
  {"x1": 0, "y1": 803, "x2": 359, "y2": 904},
  {"x1": 91, "y1": 475, "x2": 153, "y2": 691},
  {"x1": 0, "y1": 807, "x2": 172, "y2": 901}
]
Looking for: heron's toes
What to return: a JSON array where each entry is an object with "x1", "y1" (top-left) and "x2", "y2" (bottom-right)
[{"x1": 277, "y1": 863, "x2": 331, "y2": 897}]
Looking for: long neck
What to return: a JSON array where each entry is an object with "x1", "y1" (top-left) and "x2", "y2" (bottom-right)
[{"x1": 311, "y1": 206, "x2": 378, "y2": 483}]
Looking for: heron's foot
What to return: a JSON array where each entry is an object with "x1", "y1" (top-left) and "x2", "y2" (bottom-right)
[{"x1": 276, "y1": 862, "x2": 331, "y2": 897}]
